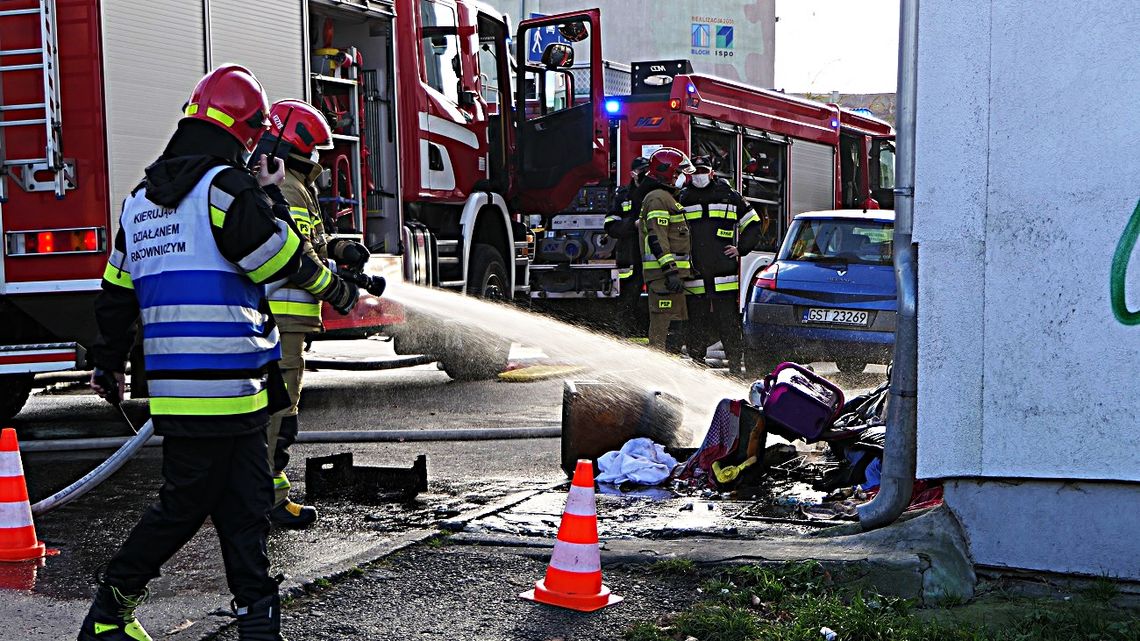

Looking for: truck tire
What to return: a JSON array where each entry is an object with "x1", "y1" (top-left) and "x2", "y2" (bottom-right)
[
  {"x1": 467, "y1": 243, "x2": 509, "y2": 300},
  {"x1": 0, "y1": 374, "x2": 34, "y2": 422}
]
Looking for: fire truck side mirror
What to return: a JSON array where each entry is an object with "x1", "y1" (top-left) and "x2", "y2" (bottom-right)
[
  {"x1": 541, "y1": 43, "x2": 574, "y2": 70},
  {"x1": 459, "y1": 90, "x2": 479, "y2": 107}
]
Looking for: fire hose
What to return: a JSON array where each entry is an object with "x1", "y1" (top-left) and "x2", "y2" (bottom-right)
[{"x1": 27, "y1": 421, "x2": 561, "y2": 516}]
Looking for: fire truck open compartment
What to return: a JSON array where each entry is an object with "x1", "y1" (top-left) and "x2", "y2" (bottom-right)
[{"x1": 308, "y1": 0, "x2": 401, "y2": 256}]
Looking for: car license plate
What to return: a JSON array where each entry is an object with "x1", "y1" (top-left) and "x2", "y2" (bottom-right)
[{"x1": 802, "y1": 308, "x2": 870, "y2": 326}]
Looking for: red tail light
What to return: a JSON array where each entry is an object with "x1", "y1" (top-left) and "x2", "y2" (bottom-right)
[
  {"x1": 755, "y1": 263, "x2": 778, "y2": 290},
  {"x1": 5, "y1": 227, "x2": 106, "y2": 256}
]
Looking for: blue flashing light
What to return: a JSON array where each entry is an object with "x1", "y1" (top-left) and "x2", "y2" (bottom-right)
[
  {"x1": 687, "y1": 83, "x2": 697, "y2": 94},
  {"x1": 830, "y1": 118, "x2": 840, "y2": 128},
  {"x1": 605, "y1": 99, "x2": 621, "y2": 114}
]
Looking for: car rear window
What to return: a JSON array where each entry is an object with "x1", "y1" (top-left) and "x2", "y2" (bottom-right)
[{"x1": 781, "y1": 218, "x2": 894, "y2": 265}]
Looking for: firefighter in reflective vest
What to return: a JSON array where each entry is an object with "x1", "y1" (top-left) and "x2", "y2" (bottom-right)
[
  {"x1": 603, "y1": 155, "x2": 649, "y2": 334},
  {"x1": 638, "y1": 148, "x2": 695, "y2": 349},
  {"x1": 82, "y1": 66, "x2": 358, "y2": 641},
  {"x1": 678, "y1": 155, "x2": 764, "y2": 375},
  {"x1": 252, "y1": 100, "x2": 372, "y2": 529}
]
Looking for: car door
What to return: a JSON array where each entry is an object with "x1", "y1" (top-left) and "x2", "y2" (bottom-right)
[{"x1": 514, "y1": 10, "x2": 607, "y2": 213}]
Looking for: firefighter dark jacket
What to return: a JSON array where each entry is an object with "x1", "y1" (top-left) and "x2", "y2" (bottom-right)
[
  {"x1": 678, "y1": 177, "x2": 762, "y2": 296},
  {"x1": 603, "y1": 179, "x2": 645, "y2": 268}
]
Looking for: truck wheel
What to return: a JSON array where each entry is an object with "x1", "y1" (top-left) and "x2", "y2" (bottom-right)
[
  {"x1": 467, "y1": 243, "x2": 508, "y2": 300},
  {"x1": 0, "y1": 374, "x2": 34, "y2": 422},
  {"x1": 438, "y1": 325, "x2": 511, "y2": 381}
]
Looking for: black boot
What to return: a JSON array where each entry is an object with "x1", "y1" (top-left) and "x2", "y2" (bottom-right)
[
  {"x1": 77, "y1": 584, "x2": 152, "y2": 640},
  {"x1": 235, "y1": 593, "x2": 284, "y2": 641}
]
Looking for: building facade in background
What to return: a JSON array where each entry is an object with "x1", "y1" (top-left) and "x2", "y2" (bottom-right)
[{"x1": 488, "y1": 0, "x2": 775, "y2": 88}]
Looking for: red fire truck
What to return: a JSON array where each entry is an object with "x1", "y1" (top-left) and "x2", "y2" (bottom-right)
[
  {"x1": 528, "y1": 60, "x2": 895, "y2": 318},
  {"x1": 0, "y1": 0, "x2": 612, "y2": 419}
]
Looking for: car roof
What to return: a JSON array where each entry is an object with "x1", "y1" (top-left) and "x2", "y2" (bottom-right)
[{"x1": 793, "y1": 209, "x2": 895, "y2": 222}]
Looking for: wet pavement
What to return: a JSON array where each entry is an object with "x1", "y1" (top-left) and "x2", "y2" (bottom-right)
[{"x1": 2, "y1": 336, "x2": 888, "y2": 639}]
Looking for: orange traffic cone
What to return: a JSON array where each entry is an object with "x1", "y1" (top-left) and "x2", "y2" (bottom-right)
[
  {"x1": 520, "y1": 459, "x2": 622, "y2": 612},
  {"x1": 0, "y1": 428, "x2": 45, "y2": 562}
]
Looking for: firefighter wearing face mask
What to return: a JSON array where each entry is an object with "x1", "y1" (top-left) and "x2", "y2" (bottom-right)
[
  {"x1": 604, "y1": 156, "x2": 650, "y2": 334},
  {"x1": 251, "y1": 100, "x2": 373, "y2": 529},
  {"x1": 678, "y1": 155, "x2": 762, "y2": 375},
  {"x1": 639, "y1": 148, "x2": 696, "y2": 349}
]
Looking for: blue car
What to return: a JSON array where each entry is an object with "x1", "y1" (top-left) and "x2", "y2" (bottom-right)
[{"x1": 743, "y1": 210, "x2": 896, "y2": 374}]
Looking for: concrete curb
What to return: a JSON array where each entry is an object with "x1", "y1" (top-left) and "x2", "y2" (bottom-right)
[{"x1": 446, "y1": 507, "x2": 976, "y2": 606}]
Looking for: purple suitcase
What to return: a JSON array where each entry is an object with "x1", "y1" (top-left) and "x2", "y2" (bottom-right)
[{"x1": 756, "y1": 362, "x2": 845, "y2": 440}]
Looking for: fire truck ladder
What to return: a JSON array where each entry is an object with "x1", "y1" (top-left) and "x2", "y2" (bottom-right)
[{"x1": 0, "y1": 0, "x2": 73, "y2": 201}]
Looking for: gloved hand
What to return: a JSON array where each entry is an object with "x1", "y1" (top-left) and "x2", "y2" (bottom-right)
[
  {"x1": 663, "y1": 270, "x2": 684, "y2": 293},
  {"x1": 91, "y1": 368, "x2": 126, "y2": 405},
  {"x1": 327, "y1": 238, "x2": 370, "y2": 271},
  {"x1": 325, "y1": 276, "x2": 360, "y2": 315}
]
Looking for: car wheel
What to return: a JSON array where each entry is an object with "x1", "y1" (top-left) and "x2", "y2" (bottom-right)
[
  {"x1": 836, "y1": 359, "x2": 866, "y2": 374},
  {"x1": 0, "y1": 374, "x2": 33, "y2": 422}
]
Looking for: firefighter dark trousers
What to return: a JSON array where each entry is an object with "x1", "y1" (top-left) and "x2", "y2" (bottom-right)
[
  {"x1": 686, "y1": 294, "x2": 743, "y2": 370},
  {"x1": 618, "y1": 266, "x2": 648, "y2": 337},
  {"x1": 101, "y1": 432, "x2": 277, "y2": 606}
]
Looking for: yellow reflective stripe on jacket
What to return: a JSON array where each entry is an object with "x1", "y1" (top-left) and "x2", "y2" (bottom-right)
[
  {"x1": 669, "y1": 213, "x2": 686, "y2": 223},
  {"x1": 102, "y1": 262, "x2": 134, "y2": 289},
  {"x1": 621, "y1": 201, "x2": 632, "y2": 212},
  {"x1": 269, "y1": 300, "x2": 322, "y2": 318},
  {"x1": 300, "y1": 266, "x2": 333, "y2": 296},
  {"x1": 715, "y1": 280, "x2": 740, "y2": 292},
  {"x1": 150, "y1": 389, "x2": 268, "y2": 416},
  {"x1": 738, "y1": 212, "x2": 760, "y2": 230},
  {"x1": 289, "y1": 206, "x2": 313, "y2": 236},
  {"x1": 604, "y1": 215, "x2": 620, "y2": 225},
  {"x1": 209, "y1": 205, "x2": 226, "y2": 228},
  {"x1": 657, "y1": 253, "x2": 675, "y2": 265},
  {"x1": 246, "y1": 228, "x2": 301, "y2": 284}
]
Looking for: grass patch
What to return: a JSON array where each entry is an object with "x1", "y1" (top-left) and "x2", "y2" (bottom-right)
[
  {"x1": 625, "y1": 561, "x2": 1140, "y2": 641},
  {"x1": 1084, "y1": 575, "x2": 1121, "y2": 603},
  {"x1": 311, "y1": 578, "x2": 332, "y2": 589},
  {"x1": 649, "y1": 558, "x2": 697, "y2": 577},
  {"x1": 425, "y1": 531, "x2": 452, "y2": 548}
]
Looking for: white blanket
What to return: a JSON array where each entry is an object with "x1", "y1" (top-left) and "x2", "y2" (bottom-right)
[{"x1": 596, "y1": 437, "x2": 679, "y2": 486}]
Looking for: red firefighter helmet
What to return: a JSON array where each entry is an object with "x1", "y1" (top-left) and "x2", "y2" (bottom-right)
[
  {"x1": 646, "y1": 147, "x2": 695, "y2": 185},
  {"x1": 183, "y1": 64, "x2": 271, "y2": 152},
  {"x1": 267, "y1": 99, "x2": 334, "y2": 157}
]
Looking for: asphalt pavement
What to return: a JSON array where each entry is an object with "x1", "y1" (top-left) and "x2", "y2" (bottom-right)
[{"x1": 2, "y1": 337, "x2": 891, "y2": 640}]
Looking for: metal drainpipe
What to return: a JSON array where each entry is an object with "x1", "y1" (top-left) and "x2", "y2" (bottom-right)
[{"x1": 858, "y1": 0, "x2": 919, "y2": 531}]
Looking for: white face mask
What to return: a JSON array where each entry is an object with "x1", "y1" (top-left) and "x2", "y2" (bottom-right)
[
  {"x1": 674, "y1": 174, "x2": 689, "y2": 189},
  {"x1": 691, "y1": 174, "x2": 711, "y2": 189}
]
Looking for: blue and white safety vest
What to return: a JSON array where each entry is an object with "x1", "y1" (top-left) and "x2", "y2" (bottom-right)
[{"x1": 117, "y1": 165, "x2": 281, "y2": 418}]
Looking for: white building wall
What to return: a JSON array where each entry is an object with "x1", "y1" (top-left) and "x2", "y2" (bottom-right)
[
  {"x1": 485, "y1": 0, "x2": 775, "y2": 88},
  {"x1": 914, "y1": 0, "x2": 1140, "y2": 577}
]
